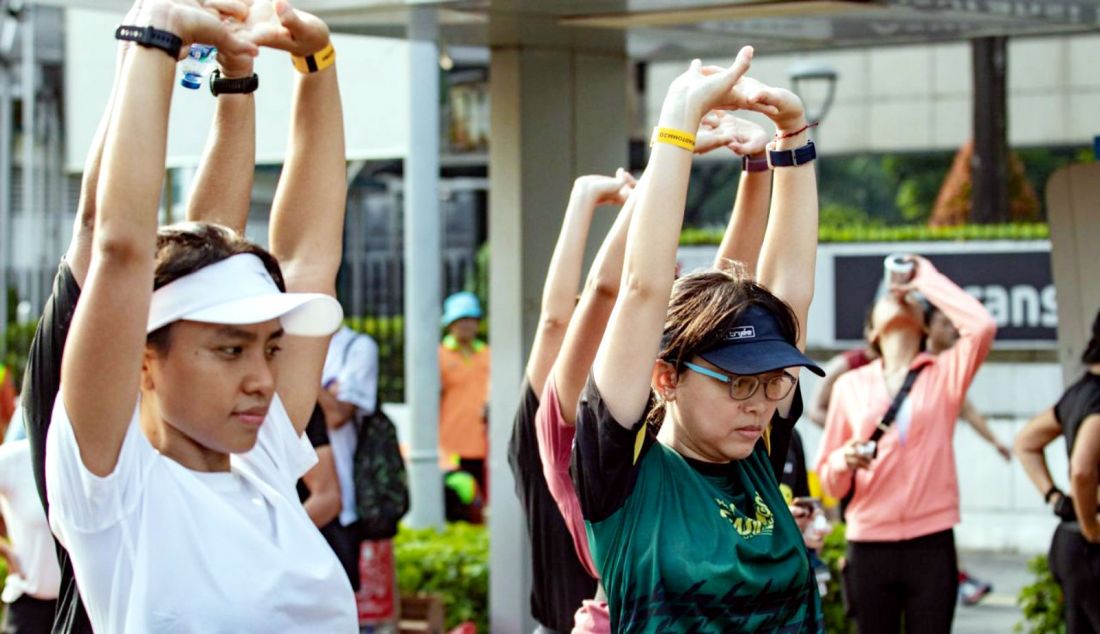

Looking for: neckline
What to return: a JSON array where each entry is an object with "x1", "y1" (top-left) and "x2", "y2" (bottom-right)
[{"x1": 680, "y1": 452, "x2": 735, "y2": 477}]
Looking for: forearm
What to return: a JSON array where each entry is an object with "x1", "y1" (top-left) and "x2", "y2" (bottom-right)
[
  {"x1": 304, "y1": 488, "x2": 341, "y2": 527},
  {"x1": 715, "y1": 167, "x2": 770, "y2": 275},
  {"x1": 1017, "y1": 449, "x2": 1056, "y2": 499},
  {"x1": 186, "y1": 92, "x2": 256, "y2": 233},
  {"x1": 756, "y1": 127, "x2": 817, "y2": 347},
  {"x1": 913, "y1": 260, "x2": 996, "y2": 342},
  {"x1": 269, "y1": 65, "x2": 346, "y2": 292}
]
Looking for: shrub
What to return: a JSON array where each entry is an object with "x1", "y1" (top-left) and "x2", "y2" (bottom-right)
[
  {"x1": 394, "y1": 522, "x2": 488, "y2": 632},
  {"x1": 818, "y1": 523, "x2": 855, "y2": 634},
  {"x1": 1016, "y1": 554, "x2": 1065, "y2": 634}
]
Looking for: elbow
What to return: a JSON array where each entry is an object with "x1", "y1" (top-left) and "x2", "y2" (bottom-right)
[
  {"x1": 1070, "y1": 463, "x2": 1097, "y2": 490},
  {"x1": 620, "y1": 271, "x2": 666, "y2": 305},
  {"x1": 93, "y1": 233, "x2": 151, "y2": 267},
  {"x1": 537, "y1": 313, "x2": 569, "y2": 341},
  {"x1": 585, "y1": 268, "x2": 620, "y2": 302}
]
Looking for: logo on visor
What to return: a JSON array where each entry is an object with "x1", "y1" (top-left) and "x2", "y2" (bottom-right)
[{"x1": 725, "y1": 326, "x2": 756, "y2": 341}]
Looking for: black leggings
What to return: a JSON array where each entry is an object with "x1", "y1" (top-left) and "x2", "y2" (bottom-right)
[
  {"x1": 846, "y1": 529, "x2": 958, "y2": 634},
  {"x1": 1049, "y1": 523, "x2": 1100, "y2": 634}
]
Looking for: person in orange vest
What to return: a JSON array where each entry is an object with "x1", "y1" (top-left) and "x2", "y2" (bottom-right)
[{"x1": 438, "y1": 292, "x2": 491, "y2": 498}]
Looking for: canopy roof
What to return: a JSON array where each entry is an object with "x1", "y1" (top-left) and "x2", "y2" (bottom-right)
[{"x1": 36, "y1": 0, "x2": 1100, "y2": 57}]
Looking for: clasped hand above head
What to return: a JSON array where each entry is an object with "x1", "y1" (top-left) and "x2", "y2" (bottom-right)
[
  {"x1": 133, "y1": 0, "x2": 331, "y2": 61},
  {"x1": 658, "y1": 45, "x2": 809, "y2": 141}
]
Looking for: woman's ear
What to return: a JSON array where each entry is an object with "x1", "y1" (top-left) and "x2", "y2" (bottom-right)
[
  {"x1": 140, "y1": 346, "x2": 158, "y2": 392},
  {"x1": 651, "y1": 360, "x2": 679, "y2": 402}
]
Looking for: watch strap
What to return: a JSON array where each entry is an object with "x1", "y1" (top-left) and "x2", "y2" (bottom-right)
[
  {"x1": 741, "y1": 154, "x2": 769, "y2": 173},
  {"x1": 209, "y1": 70, "x2": 260, "y2": 96},
  {"x1": 767, "y1": 140, "x2": 817, "y2": 168},
  {"x1": 115, "y1": 25, "x2": 182, "y2": 60}
]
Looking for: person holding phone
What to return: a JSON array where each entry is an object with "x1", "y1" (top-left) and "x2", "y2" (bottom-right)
[{"x1": 815, "y1": 256, "x2": 996, "y2": 634}]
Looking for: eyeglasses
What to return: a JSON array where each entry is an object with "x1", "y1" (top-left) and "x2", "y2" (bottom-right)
[{"x1": 682, "y1": 362, "x2": 796, "y2": 401}]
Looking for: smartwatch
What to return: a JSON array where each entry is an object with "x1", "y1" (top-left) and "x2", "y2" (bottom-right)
[
  {"x1": 768, "y1": 140, "x2": 817, "y2": 168},
  {"x1": 114, "y1": 25, "x2": 182, "y2": 60},
  {"x1": 209, "y1": 70, "x2": 260, "y2": 96}
]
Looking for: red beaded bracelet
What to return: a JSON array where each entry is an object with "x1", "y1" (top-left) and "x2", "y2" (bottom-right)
[{"x1": 775, "y1": 121, "x2": 820, "y2": 140}]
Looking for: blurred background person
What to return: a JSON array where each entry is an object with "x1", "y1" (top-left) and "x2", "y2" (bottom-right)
[
  {"x1": 438, "y1": 292, "x2": 490, "y2": 497},
  {"x1": 0, "y1": 438, "x2": 60, "y2": 633},
  {"x1": 1015, "y1": 308, "x2": 1100, "y2": 634},
  {"x1": 816, "y1": 256, "x2": 996, "y2": 634},
  {"x1": 319, "y1": 324, "x2": 380, "y2": 589}
]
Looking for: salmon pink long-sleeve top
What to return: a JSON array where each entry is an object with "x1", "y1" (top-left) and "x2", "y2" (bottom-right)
[{"x1": 814, "y1": 260, "x2": 996, "y2": 542}]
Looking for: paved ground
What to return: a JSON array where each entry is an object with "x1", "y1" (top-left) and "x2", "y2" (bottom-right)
[{"x1": 953, "y1": 551, "x2": 1035, "y2": 633}]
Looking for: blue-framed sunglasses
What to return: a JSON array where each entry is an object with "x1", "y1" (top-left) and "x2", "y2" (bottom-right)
[{"x1": 683, "y1": 362, "x2": 796, "y2": 401}]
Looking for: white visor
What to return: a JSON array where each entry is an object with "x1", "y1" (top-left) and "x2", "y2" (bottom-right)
[{"x1": 147, "y1": 253, "x2": 344, "y2": 336}]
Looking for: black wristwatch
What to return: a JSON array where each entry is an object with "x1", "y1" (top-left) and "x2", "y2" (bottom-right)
[
  {"x1": 114, "y1": 25, "x2": 182, "y2": 60},
  {"x1": 1044, "y1": 485, "x2": 1063, "y2": 504},
  {"x1": 768, "y1": 140, "x2": 817, "y2": 168},
  {"x1": 209, "y1": 70, "x2": 259, "y2": 96}
]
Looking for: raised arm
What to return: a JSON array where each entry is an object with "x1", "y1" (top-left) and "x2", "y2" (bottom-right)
[
  {"x1": 61, "y1": 1, "x2": 256, "y2": 476},
  {"x1": 550, "y1": 173, "x2": 640, "y2": 425},
  {"x1": 907, "y1": 256, "x2": 997, "y2": 400},
  {"x1": 186, "y1": 49, "x2": 257, "y2": 233},
  {"x1": 65, "y1": 2, "x2": 146, "y2": 285},
  {"x1": 1070, "y1": 414, "x2": 1100, "y2": 541},
  {"x1": 593, "y1": 48, "x2": 768, "y2": 425},
  {"x1": 249, "y1": 1, "x2": 346, "y2": 432},
  {"x1": 753, "y1": 84, "x2": 816, "y2": 351},
  {"x1": 525, "y1": 170, "x2": 634, "y2": 397},
  {"x1": 712, "y1": 115, "x2": 771, "y2": 274}
]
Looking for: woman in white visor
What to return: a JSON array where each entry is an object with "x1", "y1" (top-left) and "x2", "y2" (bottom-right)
[{"x1": 43, "y1": 0, "x2": 357, "y2": 631}]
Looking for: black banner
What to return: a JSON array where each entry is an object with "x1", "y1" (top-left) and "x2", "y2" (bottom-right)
[{"x1": 833, "y1": 251, "x2": 1056, "y2": 342}]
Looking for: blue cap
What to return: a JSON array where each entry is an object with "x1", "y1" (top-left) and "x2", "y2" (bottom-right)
[
  {"x1": 441, "y1": 291, "x2": 483, "y2": 327},
  {"x1": 698, "y1": 305, "x2": 825, "y2": 377}
]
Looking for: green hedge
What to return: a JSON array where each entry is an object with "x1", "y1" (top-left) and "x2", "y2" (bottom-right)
[
  {"x1": 394, "y1": 522, "x2": 488, "y2": 632},
  {"x1": 679, "y1": 223, "x2": 1050, "y2": 246}
]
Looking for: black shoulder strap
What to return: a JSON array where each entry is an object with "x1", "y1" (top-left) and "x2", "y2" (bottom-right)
[
  {"x1": 839, "y1": 364, "x2": 925, "y2": 518},
  {"x1": 868, "y1": 365, "x2": 925, "y2": 444}
]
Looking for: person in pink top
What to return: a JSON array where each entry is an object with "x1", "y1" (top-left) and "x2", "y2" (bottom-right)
[
  {"x1": 536, "y1": 107, "x2": 809, "y2": 633},
  {"x1": 815, "y1": 256, "x2": 996, "y2": 634}
]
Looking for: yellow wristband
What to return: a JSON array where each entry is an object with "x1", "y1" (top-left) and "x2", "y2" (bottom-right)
[
  {"x1": 291, "y1": 42, "x2": 336, "y2": 74},
  {"x1": 650, "y1": 127, "x2": 695, "y2": 152}
]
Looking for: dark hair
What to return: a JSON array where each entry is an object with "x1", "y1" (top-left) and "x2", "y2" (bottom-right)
[
  {"x1": 146, "y1": 222, "x2": 285, "y2": 355},
  {"x1": 1083, "y1": 308, "x2": 1100, "y2": 365},
  {"x1": 647, "y1": 263, "x2": 799, "y2": 429}
]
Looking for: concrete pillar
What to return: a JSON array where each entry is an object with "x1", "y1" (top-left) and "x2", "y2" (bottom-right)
[
  {"x1": 1046, "y1": 163, "x2": 1100, "y2": 385},
  {"x1": 403, "y1": 7, "x2": 444, "y2": 529},
  {"x1": 0, "y1": 65, "x2": 10, "y2": 356},
  {"x1": 487, "y1": 27, "x2": 628, "y2": 632}
]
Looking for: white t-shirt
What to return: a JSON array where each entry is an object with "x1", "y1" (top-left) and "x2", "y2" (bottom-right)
[
  {"x1": 0, "y1": 440, "x2": 60, "y2": 603},
  {"x1": 322, "y1": 327, "x2": 379, "y2": 526},
  {"x1": 45, "y1": 393, "x2": 358, "y2": 633}
]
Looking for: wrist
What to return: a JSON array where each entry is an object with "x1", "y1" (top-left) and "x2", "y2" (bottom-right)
[
  {"x1": 218, "y1": 66, "x2": 254, "y2": 80},
  {"x1": 772, "y1": 120, "x2": 809, "y2": 151},
  {"x1": 658, "y1": 92, "x2": 702, "y2": 134},
  {"x1": 136, "y1": 2, "x2": 185, "y2": 45}
]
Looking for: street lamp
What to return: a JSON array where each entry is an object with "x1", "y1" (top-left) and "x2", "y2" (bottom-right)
[{"x1": 788, "y1": 60, "x2": 838, "y2": 124}]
